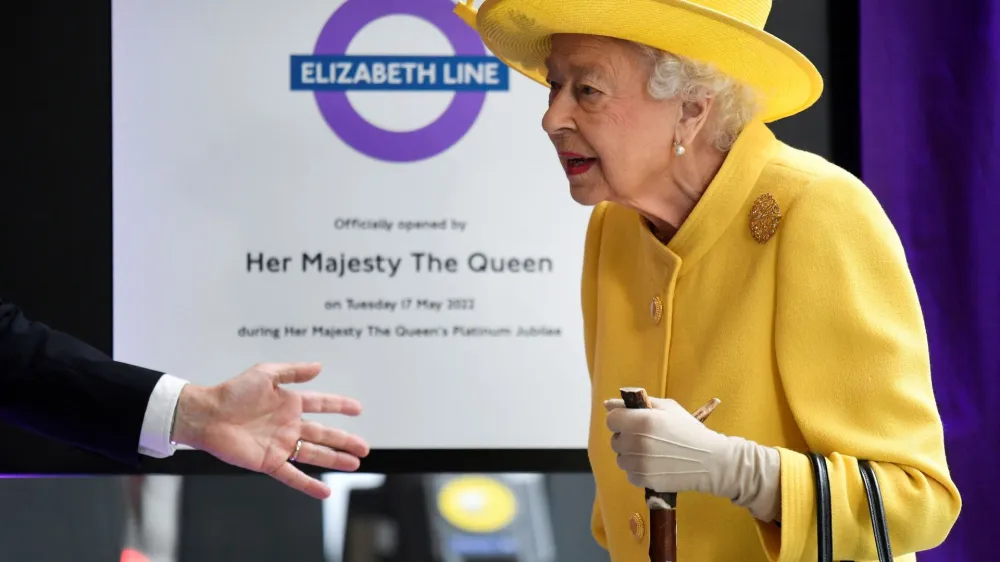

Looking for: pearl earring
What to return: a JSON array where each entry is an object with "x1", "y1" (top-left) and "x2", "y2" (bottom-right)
[{"x1": 673, "y1": 141, "x2": 686, "y2": 156}]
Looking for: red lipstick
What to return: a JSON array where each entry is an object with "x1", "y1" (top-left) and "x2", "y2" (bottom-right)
[{"x1": 558, "y1": 152, "x2": 597, "y2": 176}]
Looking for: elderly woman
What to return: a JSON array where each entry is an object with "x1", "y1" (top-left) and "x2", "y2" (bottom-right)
[{"x1": 456, "y1": 0, "x2": 961, "y2": 560}]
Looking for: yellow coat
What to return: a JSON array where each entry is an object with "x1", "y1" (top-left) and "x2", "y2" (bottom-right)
[{"x1": 582, "y1": 120, "x2": 961, "y2": 561}]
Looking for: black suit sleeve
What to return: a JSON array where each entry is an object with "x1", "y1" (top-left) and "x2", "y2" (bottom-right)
[{"x1": 0, "y1": 298, "x2": 164, "y2": 466}]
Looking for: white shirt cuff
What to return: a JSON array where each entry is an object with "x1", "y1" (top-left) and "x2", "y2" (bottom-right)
[{"x1": 138, "y1": 374, "x2": 189, "y2": 458}]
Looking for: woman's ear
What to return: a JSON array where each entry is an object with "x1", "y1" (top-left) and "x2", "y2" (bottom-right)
[{"x1": 675, "y1": 96, "x2": 716, "y2": 147}]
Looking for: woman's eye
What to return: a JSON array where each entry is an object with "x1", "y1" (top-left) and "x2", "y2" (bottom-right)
[
  {"x1": 579, "y1": 85, "x2": 598, "y2": 96},
  {"x1": 547, "y1": 81, "x2": 561, "y2": 103}
]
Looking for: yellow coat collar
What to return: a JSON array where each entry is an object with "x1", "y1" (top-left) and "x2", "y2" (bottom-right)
[{"x1": 635, "y1": 120, "x2": 778, "y2": 275}]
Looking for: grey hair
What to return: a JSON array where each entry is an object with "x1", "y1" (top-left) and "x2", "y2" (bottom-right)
[{"x1": 633, "y1": 44, "x2": 760, "y2": 152}]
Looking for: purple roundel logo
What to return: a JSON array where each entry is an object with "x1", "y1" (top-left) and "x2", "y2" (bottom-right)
[{"x1": 290, "y1": 0, "x2": 510, "y2": 163}]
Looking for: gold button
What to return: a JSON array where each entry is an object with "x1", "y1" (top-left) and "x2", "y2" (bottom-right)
[
  {"x1": 629, "y1": 512, "x2": 645, "y2": 541},
  {"x1": 649, "y1": 296, "x2": 663, "y2": 325}
]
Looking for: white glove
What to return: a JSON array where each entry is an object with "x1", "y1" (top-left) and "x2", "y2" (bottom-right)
[{"x1": 605, "y1": 397, "x2": 781, "y2": 522}]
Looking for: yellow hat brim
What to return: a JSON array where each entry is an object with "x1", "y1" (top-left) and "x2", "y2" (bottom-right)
[{"x1": 456, "y1": 0, "x2": 824, "y2": 123}]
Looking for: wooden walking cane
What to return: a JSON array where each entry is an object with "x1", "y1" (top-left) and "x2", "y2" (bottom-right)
[{"x1": 620, "y1": 388, "x2": 721, "y2": 562}]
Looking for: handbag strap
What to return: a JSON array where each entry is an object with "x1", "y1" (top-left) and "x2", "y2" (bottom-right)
[
  {"x1": 858, "y1": 460, "x2": 894, "y2": 562},
  {"x1": 808, "y1": 453, "x2": 894, "y2": 562},
  {"x1": 807, "y1": 452, "x2": 834, "y2": 562}
]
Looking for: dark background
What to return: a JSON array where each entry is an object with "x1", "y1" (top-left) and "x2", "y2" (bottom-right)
[{"x1": 2, "y1": 0, "x2": 857, "y2": 559}]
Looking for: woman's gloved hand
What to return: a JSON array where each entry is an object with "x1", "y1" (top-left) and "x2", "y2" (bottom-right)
[{"x1": 605, "y1": 397, "x2": 781, "y2": 522}]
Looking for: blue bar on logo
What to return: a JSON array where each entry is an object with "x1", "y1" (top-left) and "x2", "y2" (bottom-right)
[
  {"x1": 446, "y1": 534, "x2": 518, "y2": 556},
  {"x1": 290, "y1": 55, "x2": 510, "y2": 92}
]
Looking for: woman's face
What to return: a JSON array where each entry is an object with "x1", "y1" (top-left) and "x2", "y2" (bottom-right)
[{"x1": 542, "y1": 34, "x2": 681, "y2": 207}]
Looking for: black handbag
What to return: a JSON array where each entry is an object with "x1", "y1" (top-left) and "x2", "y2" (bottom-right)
[{"x1": 807, "y1": 452, "x2": 894, "y2": 562}]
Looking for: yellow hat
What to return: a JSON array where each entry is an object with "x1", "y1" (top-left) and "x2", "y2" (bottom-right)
[{"x1": 454, "y1": 0, "x2": 823, "y2": 123}]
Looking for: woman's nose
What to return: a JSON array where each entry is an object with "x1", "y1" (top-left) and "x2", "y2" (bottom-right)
[{"x1": 541, "y1": 91, "x2": 575, "y2": 135}]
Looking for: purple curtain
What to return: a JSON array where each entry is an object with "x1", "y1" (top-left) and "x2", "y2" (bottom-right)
[{"x1": 860, "y1": 3, "x2": 999, "y2": 560}]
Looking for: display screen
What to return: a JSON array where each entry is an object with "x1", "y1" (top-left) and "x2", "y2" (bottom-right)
[{"x1": 112, "y1": 0, "x2": 593, "y2": 449}]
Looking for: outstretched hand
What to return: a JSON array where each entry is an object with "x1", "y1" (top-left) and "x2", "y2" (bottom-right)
[{"x1": 171, "y1": 362, "x2": 370, "y2": 499}]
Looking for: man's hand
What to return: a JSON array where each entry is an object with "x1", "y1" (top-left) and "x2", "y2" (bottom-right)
[{"x1": 171, "y1": 362, "x2": 369, "y2": 500}]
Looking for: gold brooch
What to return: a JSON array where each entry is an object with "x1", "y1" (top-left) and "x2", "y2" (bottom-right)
[{"x1": 749, "y1": 193, "x2": 781, "y2": 243}]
